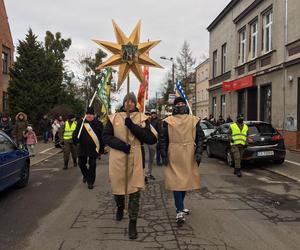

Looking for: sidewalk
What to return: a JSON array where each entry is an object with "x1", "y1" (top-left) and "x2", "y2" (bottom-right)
[
  {"x1": 30, "y1": 141, "x2": 62, "y2": 166},
  {"x1": 263, "y1": 150, "x2": 300, "y2": 182}
]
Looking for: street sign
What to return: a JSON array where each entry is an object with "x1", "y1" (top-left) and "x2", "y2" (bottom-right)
[{"x1": 168, "y1": 94, "x2": 176, "y2": 104}]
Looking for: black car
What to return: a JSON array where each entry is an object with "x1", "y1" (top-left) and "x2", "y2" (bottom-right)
[{"x1": 206, "y1": 121, "x2": 286, "y2": 166}]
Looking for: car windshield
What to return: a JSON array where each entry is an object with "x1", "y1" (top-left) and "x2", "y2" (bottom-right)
[
  {"x1": 200, "y1": 121, "x2": 214, "y2": 130},
  {"x1": 248, "y1": 123, "x2": 276, "y2": 136}
]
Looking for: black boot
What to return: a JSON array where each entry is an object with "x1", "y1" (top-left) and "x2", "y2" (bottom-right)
[
  {"x1": 128, "y1": 220, "x2": 138, "y2": 240},
  {"x1": 234, "y1": 168, "x2": 242, "y2": 177},
  {"x1": 63, "y1": 161, "x2": 68, "y2": 170},
  {"x1": 116, "y1": 206, "x2": 124, "y2": 221}
]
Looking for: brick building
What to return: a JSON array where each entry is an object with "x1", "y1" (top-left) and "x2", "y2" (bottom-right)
[
  {"x1": 0, "y1": 0, "x2": 13, "y2": 113},
  {"x1": 207, "y1": 0, "x2": 300, "y2": 149}
]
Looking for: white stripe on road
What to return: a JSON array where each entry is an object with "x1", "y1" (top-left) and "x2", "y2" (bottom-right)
[
  {"x1": 39, "y1": 147, "x2": 55, "y2": 154},
  {"x1": 31, "y1": 168, "x2": 60, "y2": 172},
  {"x1": 257, "y1": 177, "x2": 289, "y2": 184},
  {"x1": 285, "y1": 160, "x2": 300, "y2": 166}
]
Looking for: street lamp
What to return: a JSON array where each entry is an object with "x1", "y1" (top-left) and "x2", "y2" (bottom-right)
[{"x1": 160, "y1": 56, "x2": 175, "y2": 90}]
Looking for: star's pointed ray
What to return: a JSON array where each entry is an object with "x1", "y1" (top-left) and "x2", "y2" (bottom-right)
[
  {"x1": 97, "y1": 54, "x2": 123, "y2": 69},
  {"x1": 117, "y1": 63, "x2": 131, "y2": 90},
  {"x1": 138, "y1": 54, "x2": 163, "y2": 68},
  {"x1": 131, "y1": 63, "x2": 144, "y2": 85},
  {"x1": 112, "y1": 20, "x2": 128, "y2": 44},
  {"x1": 93, "y1": 40, "x2": 121, "y2": 54},
  {"x1": 138, "y1": 40, "x2": 161, "y2": 55},
  {"x1": 129, "y1": 20, "x2": 141, "y2": 45}
]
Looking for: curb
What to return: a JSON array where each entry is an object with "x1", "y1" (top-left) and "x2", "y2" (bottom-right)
[
  {"x1": 263, "y1": 167, "x2": 300, "y2": 183},
  {"x1": 31, "y1": 149, "x2": 62, "y2": 167}
]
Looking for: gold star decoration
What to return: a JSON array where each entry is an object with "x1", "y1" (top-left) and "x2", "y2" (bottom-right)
[{"x1": 93, "y1": 20, "x2": 162, "y2": 90}]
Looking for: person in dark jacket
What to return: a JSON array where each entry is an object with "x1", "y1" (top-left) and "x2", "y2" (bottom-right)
[
  {"x1": 217, "y1": 115, "x2": 226, "y2": 126},
  {"x1": 102, "y1": 92, "x2": 157, "y2": 240},
  {"x1": 160, "y1": 96, "x2": 205, "y2": 226},
  {"x1": 150, "y1": 109, "x2": 162, "y2": 166},
  {"x1": 0, "y1": 113, "x2": 13, "y2": 137},
  {"x1": 13, "y1": 112, "x2": 28, "y2": 147},
  {"x1": 73, "y1": 107, "x2": 104, "y2": 189},
  {"x1": 39, "y1": 115, "x2": 51, "y2": 143}
]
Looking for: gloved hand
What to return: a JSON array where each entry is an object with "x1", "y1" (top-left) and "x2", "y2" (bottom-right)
[
  {"x1": 196, "y1": 154, "x2": 202, "y2": 167},
  {"x1": 121, "y1": 144, "x2": 131, "y2": 154},
  {"x1": 125, "y1": 117, "x2": 134, "y2": 129},
  {"x1": 162, "y1": 157, "x2": 168, "y2": 166}
]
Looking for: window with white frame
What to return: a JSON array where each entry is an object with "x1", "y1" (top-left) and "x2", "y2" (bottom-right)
[
  {"x1": 250, "y1": 21, "x2": 258, "y2": 59},
  {"x1": 239, "y1": 29, "x2": 247, "y2": 64},
  {"x1": 213, "y1": 50, "x2": 218, "y2": 77},
  {"x1": 263, "y1": 10, "x2": 273, "y2": 53},
  {"x1": 221, "y1": 43, "x2": 227, "y2": 74}
]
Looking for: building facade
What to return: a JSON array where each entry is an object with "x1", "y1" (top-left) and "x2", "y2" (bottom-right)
[
  {"x1": 207, "y1": 0, "x2": 300, "y2": 149},
  {"x1": 0, "y1": 0, "x2": 13, "y2": 113},
  {"x1": 195, "y1": 59, "x2": 209, "y2": 119}
]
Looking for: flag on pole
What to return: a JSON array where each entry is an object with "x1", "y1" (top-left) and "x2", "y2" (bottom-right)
[
  {"x1": 175, "y1": 79, "x2": 192, "y2": 114},
  {"x1": 137, "y1": 65, "x2": 149, "y2": 112},
  {"x1": 98, "y1": 68, "x2": 112, "y2": 118}
]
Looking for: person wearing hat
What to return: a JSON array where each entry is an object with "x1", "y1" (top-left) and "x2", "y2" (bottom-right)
[
  {"x1": 102, "y1": 92, "x2": 157, "y2": 240},
  {"x1": 229, "y1": 114, "x2": 249, "y2": 177},
  {"x1": 160, "y1": 96, "x2": 205, "y2": 226},
  {"x1": 62, "y1": 114, "x2": 78, "y2": 170},
  {"x1": 0, "y1": 113, "x2": 13, "y2": 137},
  {"x1": 73, "y1": 107, "x2": 104, "y2": 189}
]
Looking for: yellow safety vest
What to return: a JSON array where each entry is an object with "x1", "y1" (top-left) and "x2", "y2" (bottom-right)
[
  {"x1": 63, "y1": 121, "x2": 77, "y2": 140},
  {"x1": 230, "y1": 122, "x2": 248, "y2": 146}
]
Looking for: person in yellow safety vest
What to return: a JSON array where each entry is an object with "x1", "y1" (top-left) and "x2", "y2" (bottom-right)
[
  {"x1": 229, "y1": 114, "x2": 249, "y2": 177},
  {"x1": 62, "y1": 114, "x2": 78, "y2": 169}
]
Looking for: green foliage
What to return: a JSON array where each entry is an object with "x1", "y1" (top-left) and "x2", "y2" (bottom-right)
[{"x1": 8, "y1": 28, "x2": 80, "y2": 125}]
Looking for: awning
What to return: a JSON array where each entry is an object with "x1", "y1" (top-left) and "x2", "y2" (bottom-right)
[{"x1": 222, "y1": 74, "x2": 253, "y2": 92}]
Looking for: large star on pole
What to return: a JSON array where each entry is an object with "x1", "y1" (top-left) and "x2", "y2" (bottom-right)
[{"x1": 93, "y1": 20, "x2": 162, "y2": 90}]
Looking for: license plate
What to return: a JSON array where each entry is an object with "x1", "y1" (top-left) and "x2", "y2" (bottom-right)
[{"x1": 257, "y1": 151, "x2": 274, "y2": 157}]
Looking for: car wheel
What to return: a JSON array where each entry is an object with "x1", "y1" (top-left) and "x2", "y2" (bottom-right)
[
  {"x1": 274, "y1": 158, "x2": 285, "y2": 165},
  {"x1": 226, "y1": 149, "x2": 234, "y2": 167},
  {"x1": 16, "y1": 161, "x2": 30, "y2": 188},
  {"x1": 206, "y1": 144, "x2": 213, "y2": 158}
]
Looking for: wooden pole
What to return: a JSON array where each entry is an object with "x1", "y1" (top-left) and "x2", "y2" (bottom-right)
[{"x1": 124, "y1": 74, "x2": 130, "y2": 212}]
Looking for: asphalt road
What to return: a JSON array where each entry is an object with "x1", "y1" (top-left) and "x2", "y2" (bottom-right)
[
  {"x1": 0, "y1": 153, "x2": 80, "y2": 250},
  {"x1": 0, "y1": 152, "x2": 300, "y2": 250}
]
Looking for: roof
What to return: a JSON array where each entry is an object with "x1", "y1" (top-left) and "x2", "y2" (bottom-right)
[
  {"x1": 207, "y1": 0, "x2": 241, "y2": 32},
  {"x1": 195, "y1": 58, "x2": 209, "y2": 70}
]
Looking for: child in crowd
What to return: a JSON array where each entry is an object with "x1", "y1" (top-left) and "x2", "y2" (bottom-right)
[{"x1": 24, "y1": 126, "x2": 38, "y2": 156}]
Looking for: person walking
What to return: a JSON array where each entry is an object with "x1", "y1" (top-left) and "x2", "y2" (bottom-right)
[
  {"x1": 39, "y1": 115, "x2": 51, "y2": 143},
  {"x1": 13, "y1": 112, "x2": 28, "y2": 148},
  {"x1": 209, "y1": 114, "x2": 216, "y2": 126},
  {"x1": 217, "y1": 115, "x2": 226, "y2": 126},
  {"x1": 150, "y1": 109, "x2": 162, "y2": 166},
  {"x1": 73, "y1": 107, "x2": 104, "y2": 189},
  {"x1": 0, "y1": 113, "x2": 13, "y2": 137},
  {"x1": 102, "y1": 92, "x2": 157, "y2": 240},
  {"x1": 229, "y1": 114, "x2": 249, "y2": 177},
  {"x1": 24, "y1": 126, "x2": 38, "y2": 156},
  {"x1": 160, "y1": 96, "x2": 205, "y2": 226},
  {"x1": 52, "y1": 119, "x2": 61, "y2": 147},
  {"x1": 62, "y1": 114, "x2": 77, "y2": 169}
]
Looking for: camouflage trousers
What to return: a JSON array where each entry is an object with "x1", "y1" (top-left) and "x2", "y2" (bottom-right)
[
  {"x1": 231, "y1": 145, "x2": 245, "y2": 169},
  {"x1": 63, "y1": 140, "x2": 77, "y2": 166},
  {"x1": 114, "y1": 191, "x2": 141, "y2": 220}
]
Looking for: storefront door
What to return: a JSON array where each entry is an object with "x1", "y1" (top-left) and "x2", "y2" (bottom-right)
[{"x1": 247, "y1": 87, "x2": 258, "y2": 121}]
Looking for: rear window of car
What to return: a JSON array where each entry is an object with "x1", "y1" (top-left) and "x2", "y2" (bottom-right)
[
  {"x1": 248, "y1": 123, "x2": 276, "y2": 136},
  {"x1": 200, "y1": 122, "x2": 214, "y2": 130}
]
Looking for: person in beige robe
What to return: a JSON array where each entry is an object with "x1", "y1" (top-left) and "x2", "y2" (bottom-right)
[
  {"x1": 160, "y1": 96, "x2": 205, "y2": 226},
  {"x1": 102, "y1": 92, "x2": 157, "y2": 240}
]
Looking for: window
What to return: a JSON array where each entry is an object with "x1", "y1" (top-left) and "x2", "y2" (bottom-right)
[
  {"x1": 250, "y1": 21, "x2": 258, "y2": 59},
  {"x1": 212, "y1": 97, "x2": 217, "y2": 117},
  {"x1": 239, "y1": 29, "x2": 247, "y2": 64},
  {"x1": 221, "y1": 43, "x2": 227, "y2": 74},
  {"x1": 263, "y1": 10, "x2": 273, "y2": 53},
  {"x1": 0, "y1": 134, "x2": 15, "y2": 153},
  {"x1": 3, "y1": 92, "x2": 8, "y2": 112},
  {"x1": 238, "y1": 90, "x2": 246, "y2": 117},
  {"x1": 2, "y1": 52, "x2": 9, "y2": 74},
  {"x1": 213, "y1": 50, "x2": 218, "y2": 77},
  {"x1": 221, "y1": 95, "x2": 226, "y2": 118}
]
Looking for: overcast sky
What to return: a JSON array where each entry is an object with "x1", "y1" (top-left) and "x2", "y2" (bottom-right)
[{"x1": 6, "y1": 0, "x2": 230, "y2": 103}]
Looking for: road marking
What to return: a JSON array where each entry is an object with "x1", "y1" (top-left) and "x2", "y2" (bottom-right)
[
  {"x1": 31, "y1": 168, "x2": 60, "y2": 172},
  {"x1": 243, "y1": 172, "x2": 254, "y2": 176},
  {"x1": 285, "y1": 160, "x2": 300, "y2": 166},
  {"x1": 39, "y1": 147, "x2": 55, "y2": 154},
  {"x1": 31, "y1": 182, "x2": 43, "y2": 187},
  {"x1": 257, "y1": 177, "x2": 289, "y2": 184}
]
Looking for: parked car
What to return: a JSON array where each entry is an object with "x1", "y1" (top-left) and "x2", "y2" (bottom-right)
[
  {"x1": 0, "y1": 131, "x2": 30, "y2": 192},
  {"x1": 200, "y1": 120, "x2": 216, "y2": 148},
  {"x1": 206, "y1": 121, "x2": 286, "y2": 166}
]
